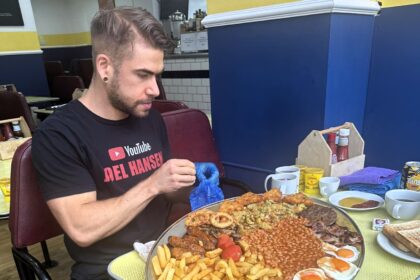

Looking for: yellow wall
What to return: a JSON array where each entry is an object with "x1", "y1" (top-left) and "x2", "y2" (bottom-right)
[
  {"x1": 39, "y1": 32, "x2": 91, "y2": 47},
  {"x1": 207, "y1": 0, "x2": 420, "y2": 14},
  {"x1": 207, "y1": 0, "x2": 297, "y2": 14},
  {"x1": 380, "y1": 0, "x2": 420, "y2": 7},
  {"x1": 0, "y1": 32, "x2": 40, "y2": 52}
]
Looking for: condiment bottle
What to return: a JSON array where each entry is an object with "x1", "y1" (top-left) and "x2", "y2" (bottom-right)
[
  {"x1": 11, "y1": 121, "x2": 24, "y2": 138},
  {"x1": 337, "y1": 128, "x2": 350, "y2": 162},
  {"x1": 327, "y1": 132, "x2": 338, "y2": 164},
  {"x1": 1, "y1": 123, "x2": 14, "y2": 140}
]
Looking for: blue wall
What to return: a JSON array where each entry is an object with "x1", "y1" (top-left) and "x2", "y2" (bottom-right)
[
  {"x1": 324, "y1": 14, "x2": 375, "y2": 131},
  {"x1": 208, "y1": 13, "x2": 376, "y2": 191},
  {"x1": 363, "y1": 4, "x2": 420, "y2": 170},
  {"x1": 209, "y1": 15, "x2": 330, "y2": 190},
  {"x1": 0, "y1": 53, "x2": 49, "y2": 96}
]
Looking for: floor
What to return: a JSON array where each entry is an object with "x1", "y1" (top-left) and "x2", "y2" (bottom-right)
[{"x1": 0, "y1": 219, "x2": 73, "y2": 279}]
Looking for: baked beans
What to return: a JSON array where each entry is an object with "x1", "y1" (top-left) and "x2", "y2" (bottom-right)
[{"x1": 242, "y1": 217, "x2": 324, "y2": 280}]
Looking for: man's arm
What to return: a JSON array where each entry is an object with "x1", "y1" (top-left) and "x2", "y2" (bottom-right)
[{"x1": 47, "y1": 159, "x2": 195, "y2": 247}]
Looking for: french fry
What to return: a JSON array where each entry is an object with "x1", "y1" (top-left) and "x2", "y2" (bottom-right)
[
  {"x1": 173, "y1": 276, "x2": 181, "y2": 280},
  {"x1": 179, "y1": 257, "x2": 186, "y2": 271},
  {"x1": 183, "y1": 265, "x2": 200, "y2": 280},
  {"x1": 215, "y1": 260, "x2": 228, "y2": 271},
  {"x1": 182, "y1": 252, "x2": 193, "y2": 258},
  {"x1": 228, "y1": 259, "x2": 241, "y2": 277},
  {"x1": 249, "y1": 264, "x2": 264, "y2": 275},
  {"x1": 198, "y1": 261, "x2": 207, "y2": 270},
  {"x1": 195, "y1": 268, "x2": 212, "y2": 280},
  {"x1": 246, "y1": 268, "x2": 270, "y2": 280},
  {"x1": 205, "y1": 248, "x2": 223, "y2": 258},
  {"x1": 238, "y1": 240, "x2": 250, "y2": 252},
  {"x1": 225, "y1": 266, "x2": 234, "y2": 280},
  {"x1": 210, "y1": 273, "x2": 222, "y2": 280},
  {"x1": 166, "y1": 267, "x2": 175, "y2": 280},
  {"x1": 163, "y1": 244, "x2": 171, "y2": 260},
  {"x1": 213, "y1": 271, "x2": 225, "y2": 279},
  {"x1": 158, "y1": 263, "x2": 172, "y2": 280},
  {"x1": 152, "y1": 255, "x2": 163, "y2": 276},
  {"x1": 175, "y1": 266, "x2": 185, "y2": 278},
  {"x1": 157, "y1": 246, "x2": 167, "y2": 269},
  {"x1": 186, "y1": 255, "x2": 201, "y2": 264}
]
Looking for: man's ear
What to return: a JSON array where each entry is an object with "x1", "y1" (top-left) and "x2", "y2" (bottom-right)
[{"x1": 96, "y1": 54, "x2": 113, "y2": 82}]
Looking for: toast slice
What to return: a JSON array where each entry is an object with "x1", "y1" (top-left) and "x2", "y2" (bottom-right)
[
  {"x1": 383, "y1": 220, "x2": 420, "y2": 252},
  {"x1": 395, "y1": 228, "x2": 420, "y2": 257}
]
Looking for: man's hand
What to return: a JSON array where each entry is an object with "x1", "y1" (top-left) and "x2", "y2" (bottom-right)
[{"x1": 149, "y1": 159, "x2": 196, "y2": 194}]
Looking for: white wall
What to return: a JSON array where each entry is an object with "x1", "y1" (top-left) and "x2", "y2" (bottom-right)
[
  {"x1": 116, "y1": 0, "x2": 160, "y2": 20},
  {"x1": 31, "y1": 0, "x2": 98, "y2": 35}
]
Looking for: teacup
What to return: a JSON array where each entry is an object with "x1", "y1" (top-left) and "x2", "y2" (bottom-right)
[
  {"x1": 274, "y1": 166, "x2": 300, "y2": 190},
  {"x1": 264, "y1": 173, "x2": 298, "y2": 195},
  {"x1": 319, "y1": 177, "x2": 340, "y2": 197},
  {"x1": 385, "y1": 189, "x2": 420, "y2": 220}
]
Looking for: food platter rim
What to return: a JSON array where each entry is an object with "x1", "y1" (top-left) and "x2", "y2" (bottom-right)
[{"x1": 146, "y1": 196, "x2": 365, "y2": 279}]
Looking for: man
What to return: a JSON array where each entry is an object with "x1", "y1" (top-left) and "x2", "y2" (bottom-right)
[{"x1": 32, "y1": 7, "x2": 196, "y2": 279}]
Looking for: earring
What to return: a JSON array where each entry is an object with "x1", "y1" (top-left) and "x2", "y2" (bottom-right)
[{"x1": 103, "y1": 77, "x2": 108, "y2": 83}]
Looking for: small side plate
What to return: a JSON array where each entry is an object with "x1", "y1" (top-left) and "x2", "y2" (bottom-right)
[{"x1": 329, "y1": 191, "x2": 384, "y2": 211}]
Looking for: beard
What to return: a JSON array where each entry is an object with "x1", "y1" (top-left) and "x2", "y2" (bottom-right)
[{"x1": 106, "y1": 74, "x2": 153, "y2": 118}]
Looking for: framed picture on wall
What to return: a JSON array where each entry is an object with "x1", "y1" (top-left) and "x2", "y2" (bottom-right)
[{"x1": 0, "y1": 0, "x2": 24, "y2": 26}]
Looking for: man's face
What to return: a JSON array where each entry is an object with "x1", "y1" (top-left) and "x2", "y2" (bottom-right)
[{"x1": 106, "y1": 40, "x2": 164, "y2": 118}]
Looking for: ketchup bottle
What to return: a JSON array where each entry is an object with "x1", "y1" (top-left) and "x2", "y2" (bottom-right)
[
  {"x1": 337, "y1": 128, "x2": 350, "y2": 162},
  {"x1": 327, "y1": 133, "x2": 338, "y2": 164}
]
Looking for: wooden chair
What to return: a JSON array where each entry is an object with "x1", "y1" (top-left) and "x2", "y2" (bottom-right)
[{"x1": 9, "y1": 139, "x2": 63, "y2": 280}]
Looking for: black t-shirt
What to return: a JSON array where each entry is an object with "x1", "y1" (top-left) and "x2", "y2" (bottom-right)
[{"x1": 32, "y1": 100, "x2": 171, "y2": 279}]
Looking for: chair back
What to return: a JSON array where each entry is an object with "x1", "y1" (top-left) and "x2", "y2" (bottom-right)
[
  {"x1": 152, "y1": 100, "x2": 188, "y2": 113},
  {"x1": 0, "y1": 91, "x2": 36, "y2": 132},
  {"x1": 75, "y1": 58, "x2": 93, "y2": 87},
  {"x1": 9, "y1": 139, "x2": 63, "y2": 249},
  {"x1": 44, "y1": 61, "x2": 64, "y2": 91},
  {"x1": 162, "y1": 109, "x2": 224, "y2": 177},
  {"x1": 52, "y1": 75, "x2": 85, "y2": 103}
]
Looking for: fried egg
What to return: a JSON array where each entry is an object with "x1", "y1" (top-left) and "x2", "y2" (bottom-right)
[
  {"x1": 293, "y1": 268, "x2": 328, "y2": 280},
  {"x1": 322, "y1": 242, "x2": 360, "y2": 263},
  {"x1": 317, "y1": 256, "x2": 359, "y2": 280}
]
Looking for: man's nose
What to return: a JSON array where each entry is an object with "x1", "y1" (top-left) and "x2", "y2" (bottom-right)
[{"x1": 146, "y1": 77, "x2": 160, "y2": 97}]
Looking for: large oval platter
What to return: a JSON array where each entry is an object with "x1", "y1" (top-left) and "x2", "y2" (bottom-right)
[{"x1": 146, "y1": 197, "x2": 365, "y2": 279}]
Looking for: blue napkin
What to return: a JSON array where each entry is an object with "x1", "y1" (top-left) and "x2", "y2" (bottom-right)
[
  {"x1": 340, "y1": 172, "x2": 402, "y2": 197},
  {"x1": 339, "y1": 167, "x2": 400, "y2": 186},
  {"x1": 189, "y1": 162, "x2": 224, "y2": 210}
]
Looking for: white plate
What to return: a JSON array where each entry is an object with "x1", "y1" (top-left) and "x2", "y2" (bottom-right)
[
  {"x1": 329, "y1": 191, "x2": 384, "y2": 211},
  {"x1": 377, "y1": 232, "x2": 420, "y2": 263}
]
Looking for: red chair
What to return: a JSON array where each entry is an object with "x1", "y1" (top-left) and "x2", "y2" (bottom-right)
[
  {"x1": 162, "y1": 109, "x2": 252, "y2": 224},
  {"x1": 152, "y1": 100, "x2": 188, "y2": 113},
  {"x1": 9, "y1": 139, "x2": 63, "y2": 279}
]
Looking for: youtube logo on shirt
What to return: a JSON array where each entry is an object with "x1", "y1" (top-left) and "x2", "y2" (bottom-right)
[{"x1": 108, "y1": 147, "x2": 126, "y2": 161}]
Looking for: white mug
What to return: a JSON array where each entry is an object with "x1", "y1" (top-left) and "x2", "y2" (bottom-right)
[
  {"x1": 319, "y1": 177, "x2": 340, "y2": 197},
  {"x1": 264, "y1": 173, "x2": 298, "y2": 195},
  {"x1": 385, "y1": 189, "x2": 420, "y2": 220},
  {"x1": 275, "y1": 166, "x2": 300, "y2": 190}
]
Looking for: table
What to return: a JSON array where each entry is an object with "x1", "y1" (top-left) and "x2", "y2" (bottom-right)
[
  {"x1": 0, "y1": 159, "x2": 11, "y2": 219},
  {"x1": 33, "y1": 108, "x2": 54, "y2": 115},
  {"x1": 25, "y1": 96, "x2": 59, "y2": 105},
  {"x1": 108, "y1": 197, "x2": 420, "y2": 280}
]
